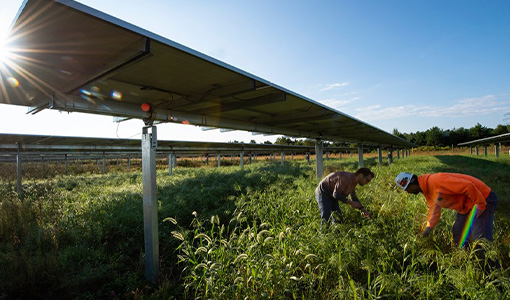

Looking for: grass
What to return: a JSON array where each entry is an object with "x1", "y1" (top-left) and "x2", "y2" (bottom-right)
[{"x1": 0, "y1": 154, "x2": 509, "y2": 299}]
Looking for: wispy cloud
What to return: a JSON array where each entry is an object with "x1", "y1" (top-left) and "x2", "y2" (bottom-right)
[
  {"x1": 320, "y1": 82, "x2": 349, "y2": 91},
  {"x1": 319, "y1": 97, "x2": 361, "y2": 108},
  {"x1": 352, "y1": 95, "x2": 510, "y2": 120}
]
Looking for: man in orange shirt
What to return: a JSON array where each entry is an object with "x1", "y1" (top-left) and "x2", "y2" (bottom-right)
[
  {"x1": 395, "y1": 172, "x2": 498, "y2": 247},
  {"x1": 315, "y1": 168, "x2": 374, "y2": 224}
]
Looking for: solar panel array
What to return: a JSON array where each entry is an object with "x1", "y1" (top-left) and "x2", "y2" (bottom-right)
[{"x1": 1, "y1": 0, "x2": 414, "y2": 148}]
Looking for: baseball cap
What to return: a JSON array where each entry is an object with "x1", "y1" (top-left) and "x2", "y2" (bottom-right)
[{"x1": 395, "y1": 172, "x2": 414, "y2": 190}]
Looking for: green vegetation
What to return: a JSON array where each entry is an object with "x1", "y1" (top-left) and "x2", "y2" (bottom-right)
[
  {"x1": 271, "y1": 123, "x2": 510, "y2": 148},
  {"x1": 392, "y1": 123, "x2": 510, "y2": 147},
  {"x1": 1, "y1": 154, "x2": 509, "y2": 299}
]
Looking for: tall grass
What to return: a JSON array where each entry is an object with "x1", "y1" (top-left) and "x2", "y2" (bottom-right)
[{"x1": 0, "y1": 154, "x2": 509, "y2": 299}]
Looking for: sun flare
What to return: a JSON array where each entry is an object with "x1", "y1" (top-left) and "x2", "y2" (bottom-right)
[{"x1": 0, "y1": 37, "x2": 11, "y2": 64}]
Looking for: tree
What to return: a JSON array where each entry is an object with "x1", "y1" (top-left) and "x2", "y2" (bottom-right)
[
  {"x1": 393, "y1": 128, "x2": 405, "y2": 139},
  {"x1": 447, "y1": 127, "x2": 470, "y2": 146},
  {"x1": 274, "y1": 137, "x2": 293, "y2": 145},
  {"x1": 425, "y1": 126, "x2": 445, "y2": 146},
  {"x1": 469, "y1": 123, "x2": 492, "y2": 140},
  {"x1": 492, "y1": 124, "x2": 509, "y2": 136}
]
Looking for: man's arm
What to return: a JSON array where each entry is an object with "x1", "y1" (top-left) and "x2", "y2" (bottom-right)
[
  {"x1": 333, "y1": 192, "x2": 349, "y2": 203},
  {"x1": 345, "y1": 199, "x2": 363, "y2": 209},
  {"x1": 422, "y1": 227, "x2": 433, "y2": 236}
]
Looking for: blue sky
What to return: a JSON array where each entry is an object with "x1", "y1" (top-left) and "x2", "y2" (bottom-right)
[{"x1": 1, "y1": 0, "x2": 510, "y2": 142}]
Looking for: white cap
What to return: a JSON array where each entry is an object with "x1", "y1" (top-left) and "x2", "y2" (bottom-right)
[{"x1": 395, "y1": 172, "x2": 414, "y2": 190}]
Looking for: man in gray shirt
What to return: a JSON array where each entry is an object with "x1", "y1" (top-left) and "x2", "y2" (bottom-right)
[{"x1": 315, "y1": 167, "x2": 374, "y2": 224}]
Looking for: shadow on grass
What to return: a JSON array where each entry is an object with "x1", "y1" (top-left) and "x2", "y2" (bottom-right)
[
  {"x1": 158, "y1": 163, "x2": 310, "y2": 226},
  {"x1": 0, "y1": 163, "x2": 311, "y2": 300},
  {"x1": 431, "y1": 156, "x2": 510, "y2": 206}
]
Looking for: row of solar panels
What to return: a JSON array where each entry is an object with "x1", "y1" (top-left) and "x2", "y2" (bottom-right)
[{"x1": 1, "y1": 0, "x2": 415, "y2": 148}]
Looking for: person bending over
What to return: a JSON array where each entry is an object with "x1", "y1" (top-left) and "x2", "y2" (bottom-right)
[
  {"x1": 315, "y1": 167, "x2": 374, "y2": 224},
  {"x1": 394, "y1": 172, "x2": 497, "y2": 247}
]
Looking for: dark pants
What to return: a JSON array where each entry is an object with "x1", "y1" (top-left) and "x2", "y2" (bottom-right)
[
  {"x1": 315, "y1": 185, "x2": 341, "y2": 224},
  {"x1": 452, "y1": 191, "x2": 498, "y2": 247}
]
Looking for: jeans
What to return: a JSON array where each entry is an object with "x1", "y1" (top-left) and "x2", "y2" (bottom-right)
[
  {"x1": 452, "y1": 190, "x2": 498, "y2": 246},
  {"x1": 315, "y1": 185, "x2": 341, "y2": 224}
]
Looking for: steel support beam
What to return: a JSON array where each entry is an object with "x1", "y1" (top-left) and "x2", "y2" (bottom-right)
[
  {"x1": 16, "y1": 143, "x2": 23, "y2": 199},
  {"x1": 168, "y1": 153, "x2": 173, "y2": 175},
  {"x1": 142, "y1": 126, "x2": 159, "y2": 284},
  {"x1": 102, "y1": 153, "x2": 106, "y2": 174},
  {"x1": 315, "y1": 139, "x2": 324, "y2": 179},
  {"x1": 358, "y1": 146, "x2": 364, "y2": 168}
]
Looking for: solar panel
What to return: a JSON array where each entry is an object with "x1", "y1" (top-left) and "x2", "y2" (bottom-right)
[
  {"x1": 0, "y1": 133, "x2": 357, "y2": 154},
  {"x1": 1, "y1": 0, "x2": 414, "y2": 148}
]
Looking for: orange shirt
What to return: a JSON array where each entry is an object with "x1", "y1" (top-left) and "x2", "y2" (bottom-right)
[{"x1": 418, "y1": 173, "x2": 491, "y2": 228}]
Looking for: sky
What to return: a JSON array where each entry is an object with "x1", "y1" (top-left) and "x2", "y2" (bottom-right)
[{"x1": 1, "y1": 0, "x2": 510, "y2": 143}]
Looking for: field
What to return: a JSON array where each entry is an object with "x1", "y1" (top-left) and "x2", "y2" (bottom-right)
[{"x1": 0, "y1": 153, "x2": 509, "y2": 299}]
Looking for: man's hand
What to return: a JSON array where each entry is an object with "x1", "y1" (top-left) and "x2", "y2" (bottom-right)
[
  {"x1": 422, "y1": 227, "x2": 433, "y2": 237},
  {"x1": 475, "y1": 208, "x2": 485, "y2": 219},
  {"x1": 349, "y1": 201, "x2": 363, "y2": 209},
  {"x1": 360, "y1": 207, "x2": 372, "y2": 219}
]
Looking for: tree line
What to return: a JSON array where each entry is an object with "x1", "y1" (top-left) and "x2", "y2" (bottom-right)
[
  {"x1": 393, "y1": 123, "x2": 510, "y2": 147},
  {"x1": 229, "y1": 123, "x2": 510, "y2": 148}
]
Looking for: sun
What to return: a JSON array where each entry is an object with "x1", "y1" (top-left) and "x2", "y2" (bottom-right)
[
  {"x1": 0, "y1": 34, "x2": 14, "y2": 64},
  {"x1": 0, "y1": 38, "x2": 10, "y2": 63}
]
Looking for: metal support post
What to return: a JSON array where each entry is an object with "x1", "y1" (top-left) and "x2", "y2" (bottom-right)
[
  {"x1": 16, "y1": 143, "x2": 23, "y2": 199},
  {"x1": 102, "y1": 153, "x2": 106, "y2": 175},
  {"x1": 388, "y1": 150, "x2": 393, "y2": 165},
  {"x1": 142, "y1": 125, "x2": 159, "y2": 284},
  {"x1": 315, "y1": 139, "x2": 324, "y2": 179},
  {"x1": 217, "y1": 154, "x2": 221, "y2": 167},
  {"x1": 358, "y1": 146, "x2": 364, "y2": 168},
  {"x1": 495, "y1": 144, "x2": 500, "y2": 158},
  {"x1": 377, "y1": 148, "x2": 383, "y2": 165},
  {"x1": 484, "y1": 145, "x2": 488, "y2": 157},
  {"x1": 240, "y1": 152, "x2": 244, "y2": 169},
  {"x1": 281, "y1": 152, "x2": 285, "y2": 166},
  {"x1": 168, "y1": 152, "x2": 173, "y2": 175}
]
